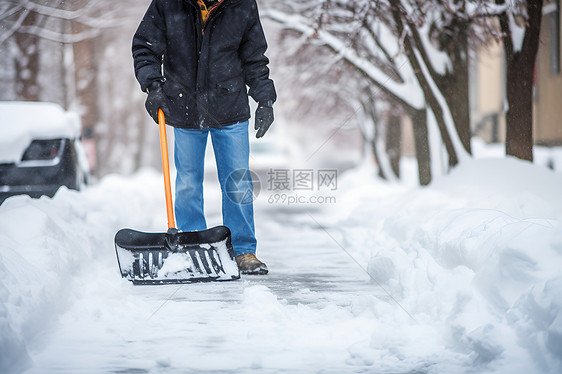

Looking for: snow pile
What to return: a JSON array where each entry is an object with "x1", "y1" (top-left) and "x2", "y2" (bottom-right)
[
  {"x1": 0, "y1": 169, "x2": 165, "y2": 373},
  {"x1": 0, "y1": 191, "x2": 99, "y2": 373},
  {"x1": 157, "y1": 253, "x2": 195, "y2": 276},
  {"x1": 335, "y1": 157, "x2": 562, "y2": 373}
]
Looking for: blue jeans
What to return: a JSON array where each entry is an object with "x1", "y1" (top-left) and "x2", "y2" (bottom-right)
[{"x1": 173, "y1": 121, "x2": 256, "y2": 256}]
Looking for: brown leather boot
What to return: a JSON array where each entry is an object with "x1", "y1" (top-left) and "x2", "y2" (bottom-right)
[{"x1": 236, "y1": 253, "x2": 268, "y2": 275}]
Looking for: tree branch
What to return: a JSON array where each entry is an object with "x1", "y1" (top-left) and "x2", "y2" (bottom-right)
[{"x1": 262, "y1": 7, "x2": 423, "y2": 111}]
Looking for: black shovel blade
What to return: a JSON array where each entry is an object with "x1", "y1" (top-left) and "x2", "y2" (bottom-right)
[{"x1": 114, "y1": 225, "x2": 240, "y2": 285}]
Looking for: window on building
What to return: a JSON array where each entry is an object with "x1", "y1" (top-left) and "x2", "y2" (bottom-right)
[{"x1": 547, "y1": 0, "x2": 561, "y2": 75}]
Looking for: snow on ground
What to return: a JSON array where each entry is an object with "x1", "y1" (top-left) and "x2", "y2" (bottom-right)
[
  {"x1": 1, "y1": 149, "x2": 562, "y2": 373},
  {"x1": 0, "y1": 169, "x2": 167, "y2": 373},
  {"x1": 328, "y1": 156, "x2": 562, "y2": 373}
]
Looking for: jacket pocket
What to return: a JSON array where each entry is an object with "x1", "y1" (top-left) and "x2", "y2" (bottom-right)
[
  {"x1": 211, "y1": 76, "x2": 249, "y2": 125},
  {"x1": 216, "y1": 76, "x2": 245, "y2": 95},
  {"x1": 162, "y1": 80, "x2": 194, "y2": 126}
]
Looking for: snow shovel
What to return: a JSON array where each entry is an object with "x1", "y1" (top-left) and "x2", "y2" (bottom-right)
[{"x1": 114, "y1": 109, "x2": 240, "y2": 285}]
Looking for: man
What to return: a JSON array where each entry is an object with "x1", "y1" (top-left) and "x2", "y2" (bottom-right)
[{"x1": 132, "y1": 0, "x2": 276, "y2": 274}]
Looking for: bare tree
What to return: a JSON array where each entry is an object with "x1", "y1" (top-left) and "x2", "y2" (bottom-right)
[
  {"x1": 263, "y1": 1, "x2": 436, "y2": 183},
  {"x1": 263, "y1": 0, "x2": 520, "y2": 183}
]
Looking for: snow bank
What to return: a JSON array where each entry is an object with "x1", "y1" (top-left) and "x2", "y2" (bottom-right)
[
  {"x1": 0, "y1": 169, "x2": 165, "y2": 373},
  {"x1": 335, "y1": 157, "x2": 562, "y2": 373}
]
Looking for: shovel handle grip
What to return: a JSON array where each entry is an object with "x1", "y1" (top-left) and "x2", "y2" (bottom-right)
[{"x1": 158, "y1": 109, "x2": 176, "y2": 229}]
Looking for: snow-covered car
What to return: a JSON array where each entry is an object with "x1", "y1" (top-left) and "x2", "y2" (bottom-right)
[{"x1": 0, "y1": 101, "x2": 90, "y2": 204}]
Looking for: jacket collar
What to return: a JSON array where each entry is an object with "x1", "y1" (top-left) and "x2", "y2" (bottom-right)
[{"x1": 188, "y1": 0, "x2": 242, "y2": 7}]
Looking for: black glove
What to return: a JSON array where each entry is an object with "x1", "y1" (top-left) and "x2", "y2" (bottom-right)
[
  {"x1": 255, "y1": 101, "x2": 274, "y2": 138},
  {"x1": 144, "y1": 81, "x2": 168, "y2": 123}
]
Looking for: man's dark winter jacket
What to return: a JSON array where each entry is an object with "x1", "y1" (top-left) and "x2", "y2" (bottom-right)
[{"x1": 132, "y1": 0, "x2": 276, "y2": 128}]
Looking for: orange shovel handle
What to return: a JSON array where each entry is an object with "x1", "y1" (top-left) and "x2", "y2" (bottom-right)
[{"x1": 158, "y1": 109, "x2": 176, "y2": 229}]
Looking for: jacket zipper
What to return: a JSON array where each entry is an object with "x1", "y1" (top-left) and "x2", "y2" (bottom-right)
[
  {"x1": 202, "y1": 0, "x2": 226, "y2": 35},
  {"x1": 189, "y1": 0, "x2": 227, "y2": 125},
  {"x1": 198, "y1": 1, "x2": 226, "y2": 92}
]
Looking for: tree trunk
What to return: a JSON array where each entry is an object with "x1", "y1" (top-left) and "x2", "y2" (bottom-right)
[
  {"x1": 388, "y1": 1, "x2": 459, "y2": 168},
  {"x1": 374, "y1": 117, "x2": 395, "y2": 181},
  {"x1": 386, "y1": 107, "x2": 401, "y2": 178},
  {"x1": 72, "y1": 23, "x2": 99, "y2": 128},
  {"x1": 499, "y1": 0, "x2": 543, "y2": 161},
  {"x1": 505, "y1": 64, "x2": 535, "y2": 161},
  {"x1": 14, "y1": 11, "x2": 40, "y2": 101},
  {"x1": 411, "y1": 109, "x2": 431, "y2": 186},
  {"x1": 440, "y1": 29, "x2": 472, "y2": 154},
  {"x1": 360, "y1": 96, "x2": 388, "y2": 180}
]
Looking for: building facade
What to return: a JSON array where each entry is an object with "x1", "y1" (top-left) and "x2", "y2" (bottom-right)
[{"x1": 472, "y1": 0, "x2": 562, "y2": 147}]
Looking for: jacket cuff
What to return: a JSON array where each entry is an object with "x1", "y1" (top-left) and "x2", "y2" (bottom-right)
[
  {"x1": 140, "y1": 75, "x2": 165, "y2": 92},
  {"x1": 259, "y1": 99, "x2": 274, "y2": 108},
  {"x1": 146, "y1": 80, "x2": 164, "y2": 93}
]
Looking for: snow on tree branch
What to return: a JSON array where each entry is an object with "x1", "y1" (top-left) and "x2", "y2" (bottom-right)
[
  {"x1": 0, "y1": 0, "x2": 133, "y2": 45},
  {"x1": 262, "y1": 7, "x2": 425, "y2": 110}
]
